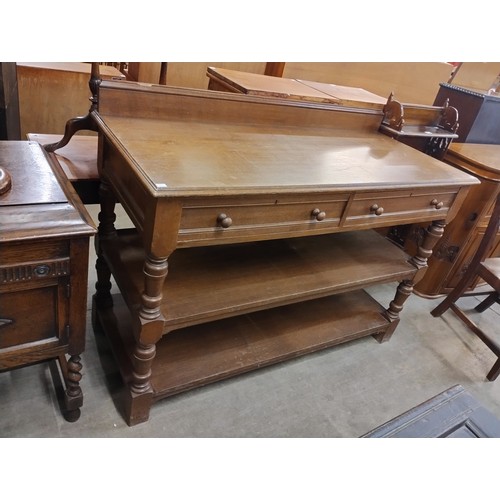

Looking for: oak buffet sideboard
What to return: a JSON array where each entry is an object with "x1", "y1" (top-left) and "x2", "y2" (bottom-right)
[{"x1": 87, "y1": 80, "x2": 477, "y2": 426}]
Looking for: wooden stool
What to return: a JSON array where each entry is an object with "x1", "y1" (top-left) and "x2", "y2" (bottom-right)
[
  {"x1": 27, "y1": 133, "x2": 99, "y2": 204},
  {"x1": 431, "y1": 191, "x2": 500, "y2": 381}
]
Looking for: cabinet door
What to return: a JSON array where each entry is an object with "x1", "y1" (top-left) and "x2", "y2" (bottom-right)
[
  {"x1": 0, "y1": 279, "x2": 69, "y2": 369},
  {"x1": 444, "y1": 228, "x2": 500, "y2": 291}
]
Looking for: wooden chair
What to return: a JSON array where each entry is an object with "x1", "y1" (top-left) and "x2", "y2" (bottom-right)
[{"x1": 431, "y1": 191, "x2": 500, "y2": 381}]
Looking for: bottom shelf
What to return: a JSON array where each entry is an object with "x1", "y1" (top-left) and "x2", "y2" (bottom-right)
[{"x1": 94, "y1": 288, "x2": 393, "y2": 402}]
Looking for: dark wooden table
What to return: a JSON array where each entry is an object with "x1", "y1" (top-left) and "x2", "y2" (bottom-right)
[{"x1": 0, "y1": 141, "x2": 96, "y2": 421}]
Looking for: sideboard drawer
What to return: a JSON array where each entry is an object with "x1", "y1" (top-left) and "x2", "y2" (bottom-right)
[
  {"x1": 0, "y1": 282, "x2": 68, "y2": 351},
  {"x1": 178, "y1": 194, "x2": 349, "y2": 244},
  {"x1": 1, "y1": 239, "x2": 69, "y2": 264},
  {"x1": 0, "y1": 257, "x2": 70, "y2": 284},
  {"x1": 344, "y1": 189, "x2": 457, "y2": 227}
]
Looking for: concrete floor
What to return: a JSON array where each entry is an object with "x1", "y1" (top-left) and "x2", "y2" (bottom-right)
[{"x1": 3, "y1": 205, "x2": 500, "y2": 438}]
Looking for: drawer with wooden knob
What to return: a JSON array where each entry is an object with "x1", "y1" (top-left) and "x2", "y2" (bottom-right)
[
  {"x1": 0, "y1": 279, "x2": 69, "y2": 359},
  {"x1": 343, "y1": 188, "x2": 459, "y2": 228},
  {"x1": 177, "y1": 193, "x2": 350, "y2": 246}
]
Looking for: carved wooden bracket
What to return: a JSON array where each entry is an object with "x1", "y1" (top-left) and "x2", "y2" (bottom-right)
[
  {"x1": 438, "y1": 98, "x2": 459, "y2": 133},
  {"x1": 382, "y1": 93, "x2": 404, "y2": 131},
  {"x1": 43, "y1": 62, "x2": 102, "y2": 153}
]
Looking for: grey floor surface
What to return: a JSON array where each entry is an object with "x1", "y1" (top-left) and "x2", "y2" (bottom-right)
[{"x1": 3, "y1": 204, "x2": 500, "y2": 439}]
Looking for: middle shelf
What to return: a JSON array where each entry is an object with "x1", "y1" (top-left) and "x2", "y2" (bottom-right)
[{"x1": 100, "y1": 228, "x2": 418, "y2": 335}]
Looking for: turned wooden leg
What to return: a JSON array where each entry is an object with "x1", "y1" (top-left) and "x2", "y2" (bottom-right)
[
  {"x1": 125, "y1": 342, "x2": 156, "y2": 426},
  {"x1": 409, "y1": 219, "x2": 446, "y2": 282},
  {"x1": 376, "y1": 220, "x2": 445, "y2": 343},
  {"x1": 374, "y1": 279, "x2": 414, "y2": 343},
  {"x1": 95, "y1": 176, "x2": 117, "y2": 238},
  {"x1": 93, "y1": 251, "x2": 113, "y2": 309},
  {"x1": 124, "y1": 254, "x2": 169, "y2": 426},
  {"x1": 385, "y1": 279, "x2": 414, "y2": 322},
  {"x1": 92, "y1": 178, "x2": 117, "y2": 324},
  {"x1": 61, "y1": 354, "x2": 83, "y2": 422}
]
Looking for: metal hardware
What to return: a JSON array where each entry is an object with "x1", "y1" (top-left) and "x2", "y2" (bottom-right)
[{"x1": 34, "y1": 264, "x2": 50, "y2": 276}]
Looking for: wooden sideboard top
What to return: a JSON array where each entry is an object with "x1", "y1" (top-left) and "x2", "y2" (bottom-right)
[
  {"x1": 0, "y1": 141, "x2": 96, "y2": 242},
  {"x1": 27, "y1": 133, "x2": 98, "y2": 182},
  {"x1": 447, "y1": 142, "x2": 500, "y2": 174},
  {"x1": 93, "y1": 81, "x2": 477, "y2": 198},
  {"x1": 95, "y1": 113, "x2": 477, "y2": 197},
  {"x1": 0, "y1": 141, "x2": 66, "y2": 206}
]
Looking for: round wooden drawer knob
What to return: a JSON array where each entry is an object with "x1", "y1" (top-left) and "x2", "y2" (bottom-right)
[
  {"x1": 0, "y1": 167, "x2": 12, "y2": 195},
  {"x1": 217, "y1": 213, "x2": 233, "y2": 228},
  {"x1": 370, "y1": 204, "x2": 384, "y2": 216},
  {"x1": 431, "y1": 199, "x2": 444, "y2": 209},
  {"x1": 311, "y1": 208, "x2": 326, "y2": 221}
]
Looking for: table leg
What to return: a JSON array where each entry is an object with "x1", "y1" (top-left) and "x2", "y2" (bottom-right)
[
  {"x1": 375, "y1": 219, "x2": 446, "y2": 343},
  {"x1": 408, "y1": 219, "x2": 446, "y2": 278},
  {"x1": 92, "y1": 178, "x2": 116, "y2": 322},
  {"x1": 124, "y1": 254, "x2": 169, "y2": 426},
  {"x1": 55, "y1": 353, "x2": 83, "y2": 422}
]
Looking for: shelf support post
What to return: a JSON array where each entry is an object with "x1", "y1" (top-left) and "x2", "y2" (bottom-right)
[{"x1": 375, "y1": 218, "x2": 446, "y2": 343}]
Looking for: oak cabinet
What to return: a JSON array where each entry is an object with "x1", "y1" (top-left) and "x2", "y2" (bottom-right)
[
  {"x1": 412, "y1": 143, "x2": 500, "y2": 297},
  {"x1": 0, "y1": 141, "x2": 96, "y2": 421}
]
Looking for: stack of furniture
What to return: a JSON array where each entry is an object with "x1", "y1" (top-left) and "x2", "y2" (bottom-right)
[
  {"x1": 19, "y1": 65, "x2": 481, "y2": 427},
  {"x1": 207, "y1": 66, "x2": 387, "y2": 109}
]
